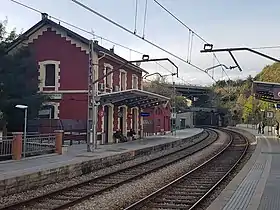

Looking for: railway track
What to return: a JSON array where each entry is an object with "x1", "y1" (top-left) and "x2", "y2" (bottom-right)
[
  {"x1": 1, "y1": 129, "x2": 220, "y2": 210},
  {"x1": 124, "y1": 129, "x2": 248, "y2": 210}
]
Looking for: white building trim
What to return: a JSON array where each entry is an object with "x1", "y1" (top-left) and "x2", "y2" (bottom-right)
[
  {"x1": 104, "y1": 63, "x2": 113, "y2": 92},
  {"x1": 132, "y1": 74, "x2": 139, "y2": 89},
  {"x1": 119, "y1": 69, "x2": 127, "y2": 91},
  {"x1": 38, "y1": 60, "x2": 60, "y2": 91}
]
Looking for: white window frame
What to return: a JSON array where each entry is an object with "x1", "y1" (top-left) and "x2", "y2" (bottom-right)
[
  {"x1": 132, "y1": 74, "x2": 138, "y2": 89},
  {"x1": 38, "y1": 60, "x2": 60, "y2": 91},
  {"x1": 119, "y1": 69, "x2": 127, "y2": 91},
  {"x1": 104, "y1": 63, "x2": 113, "y2": 91}
]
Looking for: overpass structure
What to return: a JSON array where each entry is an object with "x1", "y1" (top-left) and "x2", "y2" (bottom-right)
[
  {"x1": 186, "y1": 107, "x2": 217, "y2": 112},
  {"x1": 167, "y1": 84, "x2": 213, "y2": 107},
  {"x1": 169, "y1": 84, "x2": 211, "y2": 96},
  {"x1": 167, "y1": 84, "x2": 228, "y2": 126}
]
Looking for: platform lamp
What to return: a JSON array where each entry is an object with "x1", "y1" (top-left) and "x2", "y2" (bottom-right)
[{"x1": 15, "y1": 104, "x2": 28, "y2": 157}]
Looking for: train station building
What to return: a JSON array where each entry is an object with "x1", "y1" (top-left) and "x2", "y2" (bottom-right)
[{"x1": 7, "y1": 13, "x2": 171, "y2": 144}]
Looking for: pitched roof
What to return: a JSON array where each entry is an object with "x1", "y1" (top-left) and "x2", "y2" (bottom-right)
[{"x1": 7, "y1": 15, "x2": 147, "y2": 74}]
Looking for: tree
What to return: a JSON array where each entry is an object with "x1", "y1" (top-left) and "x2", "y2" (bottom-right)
[
  {"x1": 0, "y1": 19, "x2": 45, "y2": 132},
  {"x1": 143, "y1": 76, "x2": 191, "y2": 111}
]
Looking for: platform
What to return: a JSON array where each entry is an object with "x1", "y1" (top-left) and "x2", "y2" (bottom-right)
[
  {"x1": 207, "y1": 124, "x2": 280, "y2": 210},
  {"x1": 0, "y1": 128, "x2": 203, "y2": 196}
]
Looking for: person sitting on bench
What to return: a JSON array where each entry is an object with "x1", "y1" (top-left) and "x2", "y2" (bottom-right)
[
  {"x1": 113, "y1": 129, "x2": 127, "y2": 143},
  {"x1": 128, "y1": 129, "x2": 136, "y2": 141}
]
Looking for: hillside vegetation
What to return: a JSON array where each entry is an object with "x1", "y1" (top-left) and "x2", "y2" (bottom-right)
[{"x1": 213, "y1": 62, "x2": 280, "y2": 124}]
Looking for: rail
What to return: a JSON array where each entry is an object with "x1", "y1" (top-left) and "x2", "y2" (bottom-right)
[
  {"x1": 0, "y1": 129, "x2": 217, "y2": 210},
  {"x1": 124, "y1": 129, "x2": 248, "y2": 210}
]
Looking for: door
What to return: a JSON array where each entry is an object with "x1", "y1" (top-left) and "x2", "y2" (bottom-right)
[
  {"x1": 119, "y1": 107, "x2": 124, "y2": 133},
  {"x1": 104, "y1": 106, "x2": 109, "y2": 144}
]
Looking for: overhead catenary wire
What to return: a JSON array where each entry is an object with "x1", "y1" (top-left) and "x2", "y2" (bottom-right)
[
  {"x1": 71, "y1": 0, "x2": 232, "y2": 88},
  {"x1": 10, "y1": 0, "x2": 220, "y2": 87},
  {"x1": 153, "y1": 0, "x2": 231, "y2": 81},
  {"x1": 10, "y1": 0, "x2": 183, "y2": 80},
  {"x1": 142, "y1": 0, "x2": 148, "y2": 38},
  {"x1": 153, "y1": 0, "x2": 207, "y2": 43},
  {"x1": 134, "y1": 0, "x2": 138, "y2": 34},
  {"x1": 251, "y1": 45, "x2": 280, "y2": 50},
  {"x1": 188, "y1": 31, "x2": 194, "y2": 63},
  {"x1": 70, "y1": 0, "x2": 210, "y2": 74}
]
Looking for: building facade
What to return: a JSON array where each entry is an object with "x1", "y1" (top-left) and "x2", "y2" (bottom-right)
[
  {"x1": 8, "y1": 14, "x2": 171, "y2": 144},
  {"x1": 143, "y1": 105, "x2": 171, "y2": 135}
]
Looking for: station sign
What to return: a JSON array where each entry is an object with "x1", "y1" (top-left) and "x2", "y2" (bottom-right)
[
  {"x1": 266, "y1": 111, "x2": 274, "y2": 119},
  {"x1": 44, "y1": 93, "x2": 63, "y2": 100},
  {"x1": 140, "y1": 112, "x2": 150, "y2": 117},
  {"x1": 171, "y1": 113, "x2": 177, "y2": 119},
  {"x1": 39, "y1": 109, "x2": 51, "y2": 115}
]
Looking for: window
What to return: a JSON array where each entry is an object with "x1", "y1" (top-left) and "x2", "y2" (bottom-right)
[
  {"x1": 105, "y1": 67, "x2": 112, "y2": 88},
  {"x1": 132, "y1": 75, "x2": 138, "y2": 89},
  {"x1": 45, "y1": 64, "x2": 55, "y2": 86},
  {"x1": 120, "y1": 71, "x2": 126, "y2": 90}
]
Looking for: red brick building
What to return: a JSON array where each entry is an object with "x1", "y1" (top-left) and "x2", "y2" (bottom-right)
[
  {"x1": 8, "y1": 14, "x2": 171, "y2": 144},
  {"x1": 143, "y1": 105, "x2": 171, "y2": 135}
]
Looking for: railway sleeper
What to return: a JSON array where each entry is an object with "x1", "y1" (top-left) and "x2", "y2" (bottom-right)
[
  {"x1": 155, "y1": 197, "x2": 197, "y2": 203},
  {"x1": 151, "y1": 203, "x2": 191, "y2": 209}
]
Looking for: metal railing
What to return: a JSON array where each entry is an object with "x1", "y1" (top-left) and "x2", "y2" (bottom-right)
[
  {"x1": 25, "y1": 133, "x2": 56, "y2": 156},
  {"x1": 0, "y1": 136, "x2": 14, "y2": 158},
  {"x1": 63, "y1": 132, "x2": 86, "y2": 145}
]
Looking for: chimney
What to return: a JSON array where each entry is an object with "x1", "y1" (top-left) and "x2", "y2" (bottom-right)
[
  {"x1": 94, "y1": 40, "x2": 98, "y2": 45},
  {"x1": 41, "y1": 13, "x2": 48, "y2": 20},
  {"x1": 110, "y1": 46, "x2": 114, "y2": 53}
]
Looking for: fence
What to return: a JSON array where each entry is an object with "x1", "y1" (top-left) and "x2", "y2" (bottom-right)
[
  {"x1": 24, "y1": 133, "x2": 56, "y2": 157},
  {"x1": 63, "y1": 132, "x2": 86, "y2": 145},
  {"x1": 0, "y1": 136, "x2": 14, "y2": 161},
  {"x1": 0, "y1": 131, "x2": 63, "y2": 161}
]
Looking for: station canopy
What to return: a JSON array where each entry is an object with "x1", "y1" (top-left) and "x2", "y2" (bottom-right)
[
  {"x1": 98, "y1": 89, "x2": 170, "y2": 109},
  {"x1": 252, "y1": 81, "x2": 280, "y2": 102}
]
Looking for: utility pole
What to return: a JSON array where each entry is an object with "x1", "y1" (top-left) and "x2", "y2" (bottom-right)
[
  {"x1": 171, "y1": 75, "x2": 176, "y2": 135},
  {"x1": 87, "y1": 40, "x2": 94, "y2": 152}
]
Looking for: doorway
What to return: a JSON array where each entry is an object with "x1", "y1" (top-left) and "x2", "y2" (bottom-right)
[
  {"x1": 120, "y1": 107, "x2": 124, "y2": 133},
  {"x1": 103, "y1": 105, "x2": 113, "y2": 144},
  {"x1": 132, "y1": 108, "x2": 138, "y2": 134},
  {"x1": 119, "y1": 106, "x2": 127, "y2": 136},
  {"x1": 104, "y1": 106, "x2": 109, "y2": 144}
]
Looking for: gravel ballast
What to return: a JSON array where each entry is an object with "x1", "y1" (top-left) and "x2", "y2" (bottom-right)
[
  {"x1": 70, "y1": 130, "x2": 229, "y2": 210},
  {"x1": 0, "y1": 131, "x2": 209, "y2": 208}
]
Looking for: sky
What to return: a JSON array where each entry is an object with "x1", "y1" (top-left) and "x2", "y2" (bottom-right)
[{"x1": 1, "y1": 0, "x2": 280, "y2": 86}]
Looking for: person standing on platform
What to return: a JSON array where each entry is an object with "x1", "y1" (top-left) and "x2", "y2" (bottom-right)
[
  {"x1": 258, "y1": 122, "x2": 262, "y2": 134},
  {"x1": 275, "y1": 121, "x2": 279, "y2": 137},
  {"x1": 261, "y1": 121, "x2": 265, "y2": 134}
]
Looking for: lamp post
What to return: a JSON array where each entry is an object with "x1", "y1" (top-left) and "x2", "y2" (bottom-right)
[{"x1": 15, "y1": 104, "x2": 28, "y2": 157}]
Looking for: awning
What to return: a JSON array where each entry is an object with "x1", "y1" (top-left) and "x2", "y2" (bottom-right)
[{"x1": 98, "y1": 89, "x2": 170, "y2": 109}]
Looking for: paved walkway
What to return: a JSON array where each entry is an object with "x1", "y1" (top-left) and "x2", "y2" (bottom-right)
[
  {"x1": 207, "y1": 124, "x2": 280, "y2": 210},
  {"x1": 0, "y1": 128, "x2": 202, "y2": 180}
]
